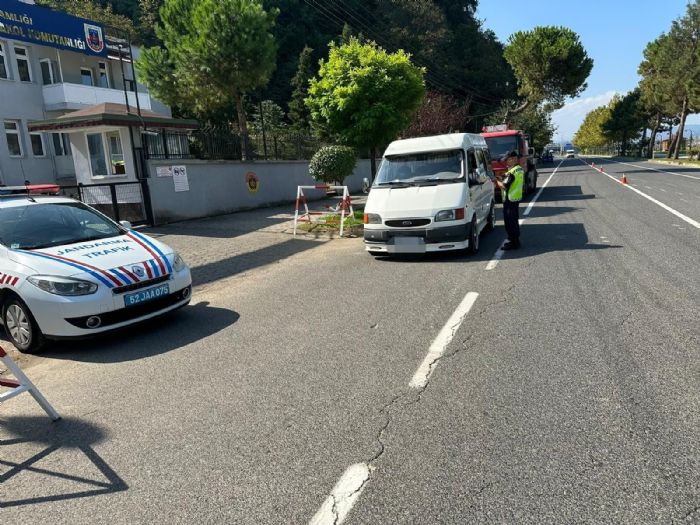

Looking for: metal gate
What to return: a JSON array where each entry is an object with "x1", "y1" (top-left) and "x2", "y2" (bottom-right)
[{"x1": 59, "y1": 181, "x2": 151, "y2": 226}]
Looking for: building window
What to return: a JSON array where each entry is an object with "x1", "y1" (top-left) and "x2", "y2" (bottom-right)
[
  {"x1": 106, "y1": 131, "x2": 125, "y2": 174},
  {"x1": 30, "y1": 133, "x2": 45, "y2": 157},
  {"x1": 40, "y1": 59, "x2": 59, "y2": 85},
  {"x1": 4, "y1": 121, "x2": 23, "y2": 157},
  {"x1": 14, "y1": 46, "x2": 31, "y2": 82},
  {"x1": 87, "y1": 133, "x2": 108, "y2": 176},
  {"x1": 0, "y1": 42, "x2": 8, "y2": 80},
  {"x1": 80, "y1": 67, "x2": 94, "y2": 86},
  {"x1": 52, "y1": 133, "x2": 72, "y2": 156},
  {"x1": 98, "y1": 62, "x2": 110, "y2": 88}
]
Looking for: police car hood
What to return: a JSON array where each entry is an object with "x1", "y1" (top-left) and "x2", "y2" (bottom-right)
[
  {"x1": 366, "y1": 183, "x2": 465, "y2": 218},
  {"x1": 11, "y1": 232, "x2": 175, "y2": 285}
]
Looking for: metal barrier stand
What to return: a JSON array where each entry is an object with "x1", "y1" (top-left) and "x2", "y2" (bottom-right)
[{"x1": 0, "y1": 346, "x2": 60, "y2": 421}]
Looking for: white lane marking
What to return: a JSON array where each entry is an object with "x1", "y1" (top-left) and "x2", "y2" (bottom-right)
[
  {"x1": 310, "y1": 463, "x2": 371, "y2": 525},
  {"x1": 485, "y1": 160, "x2": 564, "y2": 271},
  {"x1": 409, "y1": 292, "x2": 479, "y2": 389},
  {"x1": 659, "y1": 188, "x2": 667, "y2": 192},
  {"x1": 582, "y1": 160, "x2": 700, "y2": 230},
  {"x1": 607, "y1": 159, "x2": 700, "y2": 180}
]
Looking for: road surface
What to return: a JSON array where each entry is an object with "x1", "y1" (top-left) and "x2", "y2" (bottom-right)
[{"x1": 2, "y1": 157, "x2": 699, "y2": 523}]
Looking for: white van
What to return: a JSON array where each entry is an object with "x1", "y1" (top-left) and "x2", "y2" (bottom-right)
[{"x1": 364, "y1": 133, "x2": 496, "y2": 255}]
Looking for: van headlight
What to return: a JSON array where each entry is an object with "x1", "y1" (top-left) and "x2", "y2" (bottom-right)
[
  {"x1": 363, "y1": 213, "x2": 382, "y2": 224},
  {"x1": 435, "y1": 208, "x2": 465, "y2": 222},
  {"x1": 172, "y1": 253, "x2": 187, "y2": 272},
  {"x1": 27, "y1": 276, "x2": 97, "y2": 296}
]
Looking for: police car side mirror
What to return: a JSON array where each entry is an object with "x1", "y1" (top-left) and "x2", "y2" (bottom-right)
[{"x1": 119, "y1": 220, "x2": 133, "y2": 229}]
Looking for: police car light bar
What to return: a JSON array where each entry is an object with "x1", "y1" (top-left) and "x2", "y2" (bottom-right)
[{"x1": 0, "y1": 184, "x2": 61, "y2": 196}]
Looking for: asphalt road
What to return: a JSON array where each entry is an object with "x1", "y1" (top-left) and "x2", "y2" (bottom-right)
[{"x1": 2, "y1": 157, "x2": 699, "y2": 524}]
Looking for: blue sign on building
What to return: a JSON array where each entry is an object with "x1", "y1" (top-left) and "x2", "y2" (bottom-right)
[{"x1": 0, "y1": 0, "x2": 107, "y2": 57}]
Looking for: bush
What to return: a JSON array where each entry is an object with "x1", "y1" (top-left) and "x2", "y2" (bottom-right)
[{"x1": 309, "y1": 145, "x2": 357, "y2": 184}]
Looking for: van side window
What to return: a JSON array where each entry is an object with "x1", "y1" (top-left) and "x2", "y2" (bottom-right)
[
  {"x1": 474, "y1": 149, "x2": 489, "y2": 182},
  {"x1": 467, "y1": 149, "x2": 478, "y2": 182}
]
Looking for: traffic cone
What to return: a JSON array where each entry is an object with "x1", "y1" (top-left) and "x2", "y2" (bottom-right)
[{"x1": 621, "y1": 174, "x2": 628, "y2": 184}]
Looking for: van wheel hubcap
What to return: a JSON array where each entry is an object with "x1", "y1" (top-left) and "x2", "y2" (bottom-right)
[{"x1": 6, "y1": 305, "x2": 31, "y2": 346}]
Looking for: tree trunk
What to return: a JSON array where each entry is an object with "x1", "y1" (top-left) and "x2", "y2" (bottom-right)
[
  {"x1": 370, "y1": 147, "x2": 377, "y2": 181},
  {"x1": 667, "y1": 129, "x2": 677, "y2": 159},
  {"x1": 234, "y1": 91, "x2": 250, "y2": 161},
  {"x1": 673, "y1": 98, "x2": 689, "y2": 160},
  {"x1": 638, "y1": 126, "x2": 647, "y2": 158},
  {"x1": 502, "y1": 99, "x2": 530, "y2": 123},
  {"x1": 647, "y1": 115, "x2": 660, "y2": 159}
]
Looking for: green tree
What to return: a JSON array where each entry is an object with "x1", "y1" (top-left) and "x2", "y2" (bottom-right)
[
  {"x1": 603, "y1": 89, "x2": 645, "y2": 156},
  {"x1": 36, "y1": 0, "x2": 135, "y2": 37},
  {"x1": 503, "y1": 26, "x2": 593, "y2": 118},
  {"x1": 137, "y1": 0, "x2": 163, "y2": 46},
  {"x1": 306, "y1": 38, "x2": 425, "y2": 178},
  {"x1": 662, "y1": 2, "x2": 700, "y2": 159},
  {"x1": 251, "y1": 100, "x2": 286, "y2": 135},
  {"x1": 137, "y1": 0, "x2": 278, "y2": 159},
  {"x1": 403, "y1": 91, "x2": 471, "y2": 138},
  {"x1": 573, "y1": 102, "x2": 614, "y2": 154},
  {"x1": 288, "y1": 46, "x2": 315, "y2": 131},
  {"x1": 309, "y1": 146, "x2": 357, "y2": 184},
  {"x1": 487, "y1": 103, "x2": 556, "y2": 154},
  {"x1": 638, "y1": 35, "x2": 673, "y2": 158}
]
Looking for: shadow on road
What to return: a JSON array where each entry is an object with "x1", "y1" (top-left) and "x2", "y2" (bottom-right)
[
  {"x1": 501, "y1": 222, "x2": 622, "y2": 259},
  {"x1": 189, "y1": 237, "x2": 322, "y2": 288},
  {"x1": 38, "y1": 301, "x2": 239, "y2": 363},
  {"x1": 0, "y1": 416, "x2": 127, "y2": 508},
  {"x1": 372, "y1": 222, "x2": 620, "y2": 264},
  {"x1": 535, "y1": 185, "x2": 596, "y2": 202}
]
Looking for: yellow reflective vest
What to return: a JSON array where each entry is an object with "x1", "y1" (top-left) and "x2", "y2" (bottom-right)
[{"x1": 502, "y1": 165, "x2": 524, "y2": 202}]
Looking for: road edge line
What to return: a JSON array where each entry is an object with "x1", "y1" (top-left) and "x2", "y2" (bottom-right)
[{"x1": 580, "y1": 159, "x2": 700, "y2": 231}]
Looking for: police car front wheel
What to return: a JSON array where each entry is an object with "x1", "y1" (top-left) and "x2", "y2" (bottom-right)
[{"x1": 3, "y1": 298, "x2": 45, "y2": 354}]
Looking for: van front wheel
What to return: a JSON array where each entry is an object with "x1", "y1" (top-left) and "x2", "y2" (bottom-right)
[{"x1": 466, "y1": 216, "x2": 479, "y2": 255}]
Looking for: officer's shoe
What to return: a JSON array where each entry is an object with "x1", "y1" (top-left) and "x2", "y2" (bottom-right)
[{"x1": 502, "y1": 241, "x2": 520, "y2": 251}]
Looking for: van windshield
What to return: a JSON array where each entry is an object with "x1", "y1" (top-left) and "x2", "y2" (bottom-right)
[{"x1": 374, "y1": 150, "x2": 464, "y2": 186}]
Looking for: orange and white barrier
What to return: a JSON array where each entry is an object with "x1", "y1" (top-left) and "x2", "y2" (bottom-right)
[
  {"x1": 0, "y1": 346, "x2": 60, "y2": 421},
  {"x1": 293, "y1": 185, "x2": 354, "y2": 238}
]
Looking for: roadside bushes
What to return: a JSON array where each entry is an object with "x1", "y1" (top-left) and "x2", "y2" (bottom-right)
[{"x1": 309, "y1": 145, "x2": 357, "y2": 184}]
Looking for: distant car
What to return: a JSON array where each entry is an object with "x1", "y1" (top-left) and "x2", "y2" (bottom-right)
[
  {"x1": 566, "y1": 149, "x2": 576, "y2": 158},
  {"x1": 0, "y1": 186, "x2": 192, "y2": 353},
  {"x1": 541, "y1": 150, "x2": 554, "y2": 163}
]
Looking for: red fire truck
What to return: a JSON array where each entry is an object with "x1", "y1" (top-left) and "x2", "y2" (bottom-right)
[{"x1": 481, "y1": 124, "x2": 538, "y2": 200}]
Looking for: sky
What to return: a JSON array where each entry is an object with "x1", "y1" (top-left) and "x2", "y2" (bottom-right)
[{"x1": 475, "y1": 0, "x2": 699, "y2": 142}]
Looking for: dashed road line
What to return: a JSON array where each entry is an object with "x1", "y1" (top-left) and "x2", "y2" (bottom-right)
[
  {"x1": 311, "y1": 291, "x2": 480, "y2": 524},
  {"x1": 582, "y1": 160, "x2": 700, "y2": 231},
  {"x1": 409, "y1": 291, "x2": 479, "y2": 389},
  {"x1": 486, "y1": 159, "x2": 564, "y2": 271}
]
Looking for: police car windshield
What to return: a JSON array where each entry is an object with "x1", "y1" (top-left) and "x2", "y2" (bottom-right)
[
  {"x1": 374, "y1": 150, "x2": 464, "y2": 186},
  {"x1": 0, "y1": 202, "x2": 123, "y2": 250}
]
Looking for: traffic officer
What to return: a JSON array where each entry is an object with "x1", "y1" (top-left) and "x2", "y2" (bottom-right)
[{"x1": 496, "y1": 150, "x2": 524, "y2": 250}]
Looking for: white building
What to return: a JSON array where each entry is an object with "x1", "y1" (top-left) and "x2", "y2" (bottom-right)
[{"x1": 0, "y1": 0, "x2": 194, "y2": 189}]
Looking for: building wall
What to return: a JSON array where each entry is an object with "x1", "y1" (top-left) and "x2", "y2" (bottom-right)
[
  {"x1": 146, "y1": 159, "x2": 371, "y2": 225},
  {"x1": 0, "y1": 33, "x2": 161, "y2": 186}
]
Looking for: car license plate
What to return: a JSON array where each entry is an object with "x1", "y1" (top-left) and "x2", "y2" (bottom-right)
[{"x1": 124, "y1": 283, "x2": 170, "y2": 307}]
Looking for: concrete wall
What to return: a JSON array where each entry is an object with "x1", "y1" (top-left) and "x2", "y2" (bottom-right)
[{"x1": 146, "y1": 159, "x2": 371, "y2": 225}]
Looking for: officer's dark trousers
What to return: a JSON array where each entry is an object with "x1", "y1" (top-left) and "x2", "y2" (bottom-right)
[{"x1": 503, "y1": 199, "x2": 520, "y2": 244}]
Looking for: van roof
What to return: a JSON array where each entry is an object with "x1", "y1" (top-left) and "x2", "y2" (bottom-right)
[{"x1": 384, "y1": 133, "x2": 487, "y2": 156}]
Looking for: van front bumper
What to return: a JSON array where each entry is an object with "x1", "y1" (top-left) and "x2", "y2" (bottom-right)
[{"x1": 364, "y1": 224, "x2": 469, "y2": 253}]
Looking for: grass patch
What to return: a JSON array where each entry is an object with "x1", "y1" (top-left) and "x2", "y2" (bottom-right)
[
  {"x1": 650, "y1": 158, "x2": 700, "y2": 168},
  {"x1": 296, "y1": 209, "x2": 364, "y2": 235}
]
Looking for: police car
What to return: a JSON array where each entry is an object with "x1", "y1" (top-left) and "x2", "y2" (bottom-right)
[{"x1": 0, "y1": 185, "x2": 192, "y2": 353}]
